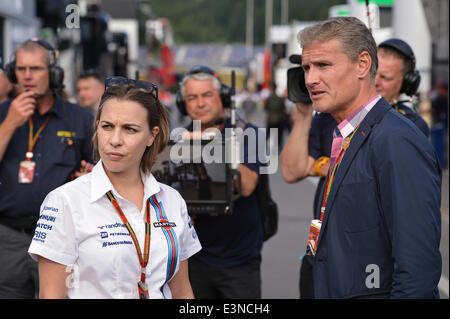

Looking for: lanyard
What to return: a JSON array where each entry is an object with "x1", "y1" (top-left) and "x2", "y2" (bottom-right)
[
  {"x1": 106, "y1": 191, "x2": 151, "y2": 285},
  {"x1": 319, "y1": 126, "x2": 359, "y2": 222},
  {"x1": 26, "y1": 115, "x2": 52, "y2": 160}
]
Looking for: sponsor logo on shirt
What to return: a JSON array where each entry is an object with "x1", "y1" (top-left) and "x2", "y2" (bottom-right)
[
  {"x1": 33, "y1": 208, "x2": 59, "y2": 243},
  {"x1": 97, "y1": 223, "x2": 132, "y2": 247},
  {"x1": 153, "y1": 219, "x2": 176, "y2": 229},
  {"x1": 39, "y1": 214, "x2": 56, "y2": 222},
  {"x1": 42, "y1": 206, "x2": 59, "y2": 213},
  {"x1": 36, "y1": 223, "x2": 53, "y2": 231},
  {"x1": 102, "y1": 241, "x2": 133, "y2": 247},
  {"x1": 57, "y1": 131, "x2": 76, "y2": 137},
  {"x1": 97, "y1": 222, "x2": 127, "y2": 230}
]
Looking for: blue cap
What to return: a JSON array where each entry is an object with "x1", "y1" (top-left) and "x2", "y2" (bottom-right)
[{"x1": 378, "y1": 38, "x2": 416, "y2": 65}]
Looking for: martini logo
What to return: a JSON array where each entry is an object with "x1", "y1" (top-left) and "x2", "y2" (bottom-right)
[{"x1": 153, "y1": 219, "x2": 176, "y2": 230}]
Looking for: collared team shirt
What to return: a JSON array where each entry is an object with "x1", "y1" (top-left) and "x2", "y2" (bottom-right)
[{"x1": 28, "y1": 160, "x2": 202, "y2": 299}]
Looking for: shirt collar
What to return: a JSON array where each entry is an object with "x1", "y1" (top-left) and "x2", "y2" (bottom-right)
[
  {"x1": 335, "y1": 95, "x2": 381, "y2": 139},
  {"x1": 141, "y1": 169, "x2": 161, "y2": 200},
  {"x1": 36, "y1": 94, "x2": 64, "y2": 119},
  {"x1": 90, "y1": 159, "x2": 161, "y2": 203}
]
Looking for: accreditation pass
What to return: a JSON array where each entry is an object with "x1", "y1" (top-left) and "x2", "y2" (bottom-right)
[{"x1": 179, "y1": 302, "x2": 270, "y2": 317}]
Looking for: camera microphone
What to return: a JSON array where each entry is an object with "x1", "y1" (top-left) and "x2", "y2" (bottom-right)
[{"x1": 289, "y1": 54, "x2": 302, "y2": 65}]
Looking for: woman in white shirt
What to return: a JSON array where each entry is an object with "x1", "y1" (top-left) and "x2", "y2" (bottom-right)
[{"x1": 28, "y1": 77, "x2": 201, "y2": 299}]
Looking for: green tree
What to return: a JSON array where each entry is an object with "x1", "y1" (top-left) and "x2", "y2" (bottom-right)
[{"x1": 147, "y1": 0, "x2": 346, "y2": 44}]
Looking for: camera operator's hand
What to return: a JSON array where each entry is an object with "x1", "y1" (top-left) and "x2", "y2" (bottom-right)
[
  {"x1": 281, "y1": 101, "x2": 314, "y2": 183},
  {"x1": 5, "y1": 91, "x2": 37, "y2": 129},
  {"x1": 290, "y1": 101, "x2": 313, "y2": 123},
  {"x1": 295, "y1": 101, "x2": 313, "y2": 118}
]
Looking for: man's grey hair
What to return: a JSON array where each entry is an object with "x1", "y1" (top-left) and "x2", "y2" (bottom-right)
[
  {"x1": 180, "y1": 72, "x2": 221, "y2": 98},
  {"x1": 298, "y1": 16, "x2": 378, "y2": 81},
  {"x1": 15, "y1": 40, "x2": 55, "y2": 66}
]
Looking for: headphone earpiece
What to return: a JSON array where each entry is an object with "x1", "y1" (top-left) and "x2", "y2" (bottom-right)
[
  {"x1": 401, "y1": 70, "x2": 421, "y2": 97},
  {"x1": 4, "y1": 38, "x2": 64, "y2": 92},
  {"x1": 175, "y1": 90, "x2": 187, "y2": 116},
  {"x1": 5, "y1": 60, "x2": 17, "y2": 84},
  {"x1": 176, "y1": 65, "x2": 232, "y2": 116},
  {"x1": 49, "y1": 65, "x2": 64, "y2": 92}
]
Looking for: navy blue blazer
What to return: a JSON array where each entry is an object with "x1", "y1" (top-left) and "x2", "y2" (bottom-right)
[{"x1": 313, "y1": 98, "x2": 442, "y2": 299}]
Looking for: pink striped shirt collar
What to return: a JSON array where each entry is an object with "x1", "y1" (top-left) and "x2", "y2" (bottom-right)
[{"x1": 335, "y1": 95, "x2": 382, "y2": 139}]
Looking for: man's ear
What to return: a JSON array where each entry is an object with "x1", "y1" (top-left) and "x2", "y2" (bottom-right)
[{"x1": 356, "y1": 51, "x2": 372, "y2": 79}]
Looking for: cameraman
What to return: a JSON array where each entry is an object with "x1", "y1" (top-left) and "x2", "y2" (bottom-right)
[
  {"x1": 178, "y1": 65, "x2": 263, "y2": 298},
  {"x1": 0, "y1": 39, "x2": 94, "y2": 298}
]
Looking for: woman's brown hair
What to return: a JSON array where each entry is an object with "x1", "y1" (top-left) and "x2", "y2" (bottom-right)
[{"x1": 93, "y1": 83, "x2": 169, "y2": 174}]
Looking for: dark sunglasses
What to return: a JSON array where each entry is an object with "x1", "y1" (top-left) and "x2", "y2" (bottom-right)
[{"x1": 104, "y1": 76, "x2": 158, "y2": 100}]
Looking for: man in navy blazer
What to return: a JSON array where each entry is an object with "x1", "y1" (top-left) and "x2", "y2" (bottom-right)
[{"x1": 283, "y1": 17, "x2": 442, "y2": 298}]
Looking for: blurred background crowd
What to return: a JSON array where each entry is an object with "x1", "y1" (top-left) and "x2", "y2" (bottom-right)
[{"x1": 1, "y1": 1, "x2": 447, "y2": 164}]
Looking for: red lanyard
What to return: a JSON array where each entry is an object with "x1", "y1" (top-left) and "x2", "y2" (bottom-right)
[
  {"x1": 26, "y1": 115, "x2": 52, "y2": 160},
  {"x1": 319, "y1": 127, "x2": 359, "y2": 222},
  {"x1": 106, "y1": 191, "x2": 151, "y2": 285}
]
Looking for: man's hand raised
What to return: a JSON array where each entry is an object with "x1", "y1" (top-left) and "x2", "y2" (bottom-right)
[{"x1": 5, "y1": 91, "x2": 37, "y2": 129}]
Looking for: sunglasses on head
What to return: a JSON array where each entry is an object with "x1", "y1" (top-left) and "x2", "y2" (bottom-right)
[{"x1": 105, "y1": 76, "x2": 158, "y2": 100}]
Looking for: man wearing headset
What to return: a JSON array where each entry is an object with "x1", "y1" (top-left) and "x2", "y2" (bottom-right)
[
  {"x1": 375, "y1": 38, "x2": 429, "y2": 137},
  {"x1": 0, "y1": 39, "x2": 94, "y2": 298},
  {"x1": 178, "y1": 66, "x2": 263, "y2": 298}
]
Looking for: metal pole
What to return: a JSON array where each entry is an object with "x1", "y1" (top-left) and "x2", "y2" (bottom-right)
[
  {"x1": 281, "y1": 0, "x2": 289, "y2": 25},
  {"x1": 265, "y1": 0, "x2": 273, "y2": 50},
  {"x1": 246, "y1": 0, "x2": 254, "y2": 59}
]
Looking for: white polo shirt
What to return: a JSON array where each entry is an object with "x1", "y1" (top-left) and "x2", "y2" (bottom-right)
[{"x1": 28, "y1": 160, "x2": 202, "y2": 299}]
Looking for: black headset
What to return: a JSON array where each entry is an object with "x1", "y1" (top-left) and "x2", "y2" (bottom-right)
[
  {"x1": 176, "y1": 65, "x2": 232, "y2": 116},
  {"x1": 5, "y1": 38, "x2": 64, "y2": 92},
  {"x1": 378, "y1": 38, "x2": 421, "y2": 97}
]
